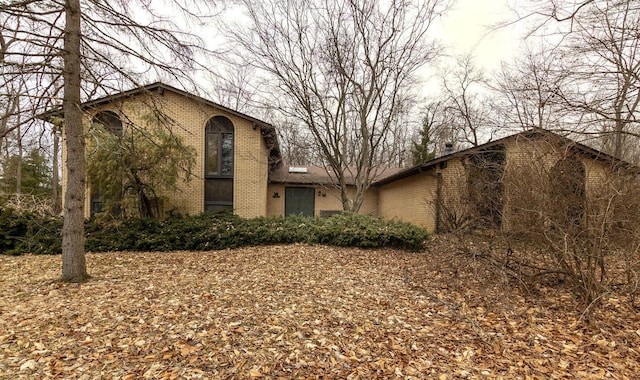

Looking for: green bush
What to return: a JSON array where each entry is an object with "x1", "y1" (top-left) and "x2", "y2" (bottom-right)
[
  {"x1": 0, "y1": 208, "x2": 27, "y2": 254},
  {"x1": 0, "y1": 208, "x2": 63, "y2": 255},
  {"x1": 1, "y1": 209, "x2": 428, "y2": 255},
  {"x1": 315, "y1": 213, "x2": 428, "y2": 251}
]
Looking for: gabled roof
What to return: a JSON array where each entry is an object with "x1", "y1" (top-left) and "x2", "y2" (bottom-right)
[
  {"x1": 43, "y1": 82, "x2": 282, "y2": 168},
  {"x1": 44, "y1": 82, "x2": 273, "y2": 127},
  {"x1": 373, "y1": 128, "x2": 638, "y2": 186}
]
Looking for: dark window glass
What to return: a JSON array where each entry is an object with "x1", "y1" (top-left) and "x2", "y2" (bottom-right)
[
  {"x1": 550, "y1": 156, "x2": 585, "y2": 226},
  {"x1": 221, "y1": 133, "x2": 233, "y2": 175},
  {"x1": 93, "y1": 111, "x2": 123, "y2": 136},
  {"x1": 205, "y1": 116, "x2": 233, "y2": 178},
  {"x1": 205, "y1": 178, "x2": 233, "y2": 203},
  {"x1": 206, "y1": 134, "x2": 219, "y2": 176},
  {"x1": 205, "y1": 116, "x2": 234, "y2": 211}
]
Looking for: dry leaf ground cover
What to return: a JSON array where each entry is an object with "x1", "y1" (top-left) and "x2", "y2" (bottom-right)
[{"x1": 1, "y1": 240, "x2": 639, "y2": 379}]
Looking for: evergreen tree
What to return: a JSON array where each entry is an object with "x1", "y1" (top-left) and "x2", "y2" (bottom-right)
[
  {"x1": 412, "y1": 115, "x2": 437, "y2": 165},
  {"x1": 1, "y1": 148, "x2": 52, "y2": 196}
]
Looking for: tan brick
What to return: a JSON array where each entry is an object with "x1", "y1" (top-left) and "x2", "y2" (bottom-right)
[{"x1": 62, "y1": 87, "x2": 271, "y2": 218}]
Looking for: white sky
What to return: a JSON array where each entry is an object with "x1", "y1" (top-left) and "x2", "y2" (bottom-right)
[
  {"x1": 438, "y1": 0, "x2": 523, "y2": 70},
  {"x1": 202, "y1": 0, "x2": 528, "y2": 105}
]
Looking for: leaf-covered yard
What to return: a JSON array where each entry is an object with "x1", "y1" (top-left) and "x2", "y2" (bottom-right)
[{"x1": 1, "y1": 241, "x2": 639, "y2": 379}]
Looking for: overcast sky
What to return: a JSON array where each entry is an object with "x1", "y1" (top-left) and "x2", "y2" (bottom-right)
[
  {"x1": 438, "y1": 0, "x2": 523, "y2": 70},
  {"x1": 204, "y1": 0, "x2": 528, "y2": 107}
]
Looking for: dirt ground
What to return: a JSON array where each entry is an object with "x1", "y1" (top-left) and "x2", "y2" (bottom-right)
[{"x1": 1, "y1": 240, "x2": 639, "y2": 379}]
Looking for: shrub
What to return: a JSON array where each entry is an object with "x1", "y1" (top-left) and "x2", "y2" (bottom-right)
[
  {"x1": 316, "y1": 212, "x2": 428, "y2": 251},
  {"x1": 0, "y1": 207, "x2": 63, "y2": 255},
  {"x1": 2, "y1": 210, "x2": 429, "y2": 254}
]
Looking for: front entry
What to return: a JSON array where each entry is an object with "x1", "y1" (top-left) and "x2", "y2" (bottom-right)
[{"x1": 285, "y1": 187, "x2": 315, "y2": 217}]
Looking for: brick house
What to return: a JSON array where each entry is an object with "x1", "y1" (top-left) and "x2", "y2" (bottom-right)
[
  {"x1": 55, "y1": 82, "x2": 276, "y2": 218},
  {"x1": 374, "y1": 129, "x2": 636, "y2": 233},
  {"x1": 56, "y1": 82, "x2": 391, "y2": 220},
  {"x1": 55, "y1": 83, "x2": 634, "y2": 232}
]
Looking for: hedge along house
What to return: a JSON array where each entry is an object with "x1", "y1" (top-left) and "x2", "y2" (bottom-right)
[
  {"x1": 51, "y1": 82, "x2": 281, "y2": 218},
  {"x1": 373, "y1": 129, "x2": 638, "y2": 233}
]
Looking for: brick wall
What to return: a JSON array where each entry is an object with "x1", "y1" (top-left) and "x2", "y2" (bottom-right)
[
  {"x1": 266, "y1": 183, "x2": 379, "y2": 217},
  {"x1": 377, "y1": 173, "x2": 437, "y2": 231},
  {"x1": 62, "y1": 89, "x2": 270, "y2": 218},
  {"x1": 502, "y1": 135, "x2": 615, "y2": 232}
]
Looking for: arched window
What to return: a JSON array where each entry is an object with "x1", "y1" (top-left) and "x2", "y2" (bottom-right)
[
  {"x1": 205, "y1": 116, "x2": 234, "y2": 212},
  {"x1": 550, "y1": 156, "x2": 586, "y2": 227},
  {"x1": 92, "y1": 111, "x2": 123, "y2": 136}
]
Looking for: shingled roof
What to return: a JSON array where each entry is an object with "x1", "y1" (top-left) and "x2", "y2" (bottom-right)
[
  {"x1": 373, "y1": 128, "x2": 639, "y2": 186},
  {"x1": 269, "y1": 165, "x2": 404, "y2": 186}
]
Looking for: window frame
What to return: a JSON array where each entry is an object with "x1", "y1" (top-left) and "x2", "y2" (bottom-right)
[
  {"x1": 89, "y1": 111, "x2": 124, "y2": 216},
  {"x1": 204, "y1": 116, "x2": 234, "y2": 211},
  {"x1": 205, "y1": 117, "x2": 234, "y2": 179},
  {"x1": 92, "y1": 110, "x2": 123, "y2": 137}
]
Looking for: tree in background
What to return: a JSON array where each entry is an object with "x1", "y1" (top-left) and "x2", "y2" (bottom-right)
[
  {"x1": 520, "y1": 0, "x2": 640, "y2": 161},
  {"x1": 276, "y1": 121, "x2": 317, "y2": 167},
  {"x1": 411, "y1": 113, "x2": 437, "y2": 165},
  {"x1": 1, "y1": 148, "x2": 52, "y2": 197},
  {"x1": 227, "y1": 0, "x2": 450, "y2": 212},
  {"x1": 439, "y1": 54, "x2": 495, "y2": 147},
  {"x1": 492, "y1": 46, "x2": 568, "y2": 134}
]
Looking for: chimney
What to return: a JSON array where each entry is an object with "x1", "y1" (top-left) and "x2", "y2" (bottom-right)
[{"x1": 444, "y1": 142, "x2": 454, "y2": 156}]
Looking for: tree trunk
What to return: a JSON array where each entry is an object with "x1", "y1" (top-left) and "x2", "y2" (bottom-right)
[
  {"x1": 613, "y1": 121, "x2": 624, "y2": 160},
  {"x1": 16, "y1": 124, "x2": 22, "y2": 194},
  {"x1": 52, "y1": 124, "x2": 61, "y2": 214},
  {"x1": 61, "y1": 0, "x2": 88, "y2": 282}
]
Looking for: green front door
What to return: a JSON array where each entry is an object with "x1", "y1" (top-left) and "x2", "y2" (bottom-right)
[{"x1": 285, "y1": 187, "x2": 315, "y2": 217}]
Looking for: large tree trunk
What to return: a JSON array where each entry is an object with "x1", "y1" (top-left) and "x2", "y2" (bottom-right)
[{"x1": 61, "y1": 0, "x2": 88, "y2": 282}]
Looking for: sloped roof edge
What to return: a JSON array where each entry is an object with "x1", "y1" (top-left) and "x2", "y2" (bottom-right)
[
  {"x1": 269, "y1": 165, "x2": 404, "y2": 186},
  {"x1": 42, "y1": 81, "x2": 282, "y2": 168},
  {"x1": 373, "y1": 128, "x2": 638, "y2": 186},
  {"x1": 44, "y1": 81, "x2": 275, "y2": 129}
]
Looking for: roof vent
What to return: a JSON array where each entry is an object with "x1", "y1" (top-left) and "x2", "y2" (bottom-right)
[{"x1": 288, "y1": 166, "x2": 308, "y2": 173}]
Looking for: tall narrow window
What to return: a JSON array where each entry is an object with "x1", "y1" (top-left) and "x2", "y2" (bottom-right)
[
  {"x1": 205, "y1": 116, "x2": 234, "y2": 212},
  {"x1": 466, "y1": 145, "x2": 506, "y2": 229},
  {"x1": 90, "y1": 111, "x2": 123, "y2": 216}
]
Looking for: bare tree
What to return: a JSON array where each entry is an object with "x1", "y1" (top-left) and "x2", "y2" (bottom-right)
[
  {"x1": 439, "y1": 54, "x2": 495, "y2": 148},
  {"x1": 492, "y1": 46, "x2": 568, "y2": 134},
  {"x1": 210, "y1": 65, "x2": 258, "y2": 113},
  {"x1": 51, "y1": 122, "x2": 60, "y2": 213},
  {"x1": 1, "y1": 0, "x2": 218, "y2": 282},
  {"x1": 521, "y1": 0, "x2": 640, "y2": 160},
  {"x1": 226, "y1": 0, "x2": 450, "y2": 212},
  {"x1": 414, "y1": 100, "x2": 457, "y2": 157},
  {"x1": 276, "y1": 120, "x2": 317, "y2": 166}
]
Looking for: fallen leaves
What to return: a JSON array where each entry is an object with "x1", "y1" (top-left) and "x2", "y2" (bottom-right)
[{"x1": 0, "y1": 242, "x2": 639, "y2": 379}]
